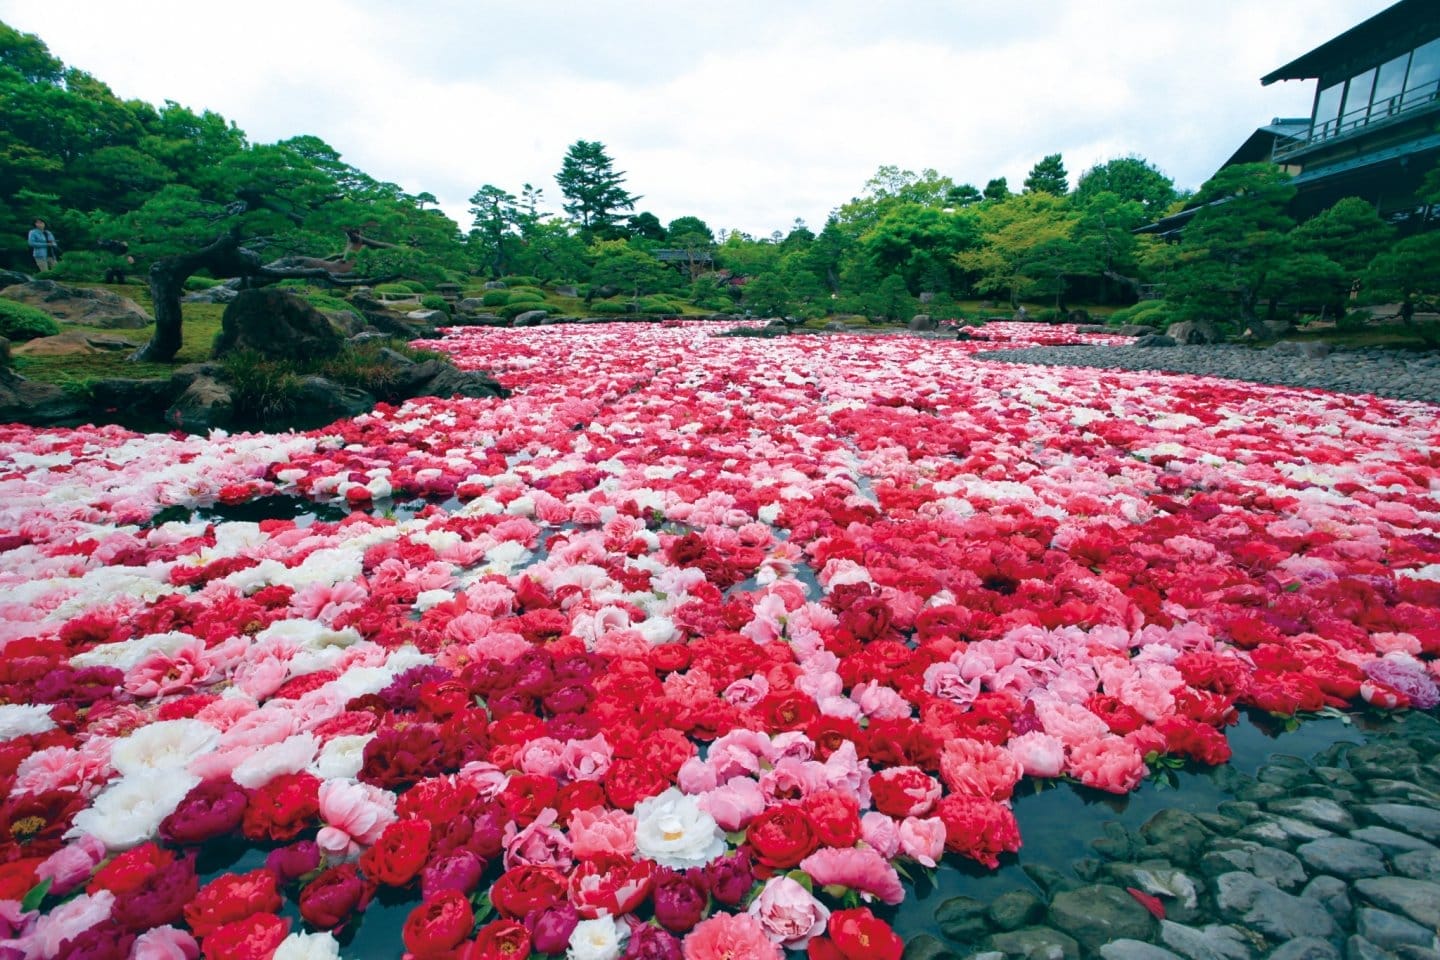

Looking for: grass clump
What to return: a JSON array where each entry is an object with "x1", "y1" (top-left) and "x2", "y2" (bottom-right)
[{"x1": 0, "y1": 300, "x2": 61, "y2": 341}]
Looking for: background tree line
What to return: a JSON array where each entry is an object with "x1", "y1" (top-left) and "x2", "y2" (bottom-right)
[{"x1": 4, "y1": 18, "x2": 1436, "y2": 334}]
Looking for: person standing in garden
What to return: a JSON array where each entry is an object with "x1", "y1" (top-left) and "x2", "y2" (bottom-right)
[{"x1": 28, "y1": 218, "x2": 58, "y2": 272}]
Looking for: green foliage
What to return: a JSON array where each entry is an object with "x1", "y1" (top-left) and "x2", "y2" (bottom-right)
[
  {"x1": 44, "y1": 251, "x2": 109, "y2": 282},
  {"x1": 587, "y1": 300, "x2": 629, "y2": 314},
  {"x1": 419, "y1": 294, "x2": 449, "y2": 313},
  {"x1": 498, "y1": 275, "x2": 543, "y2": 287},
  {"x1": 1157, "y1": 163, "x2": 1297, "y2": 331},
  {"x1": 373, "y1": 283, "x2": 416, "y2": 296},
  {"x1": 506, "y1": 287, "x2": 546, "y2": 303},
  {"x1": 865, "y1": 274, "x2": 915, "y2": 323},
  {"x1": 1291, "y1": 197, "x2": 1393, "y2": 275},
  {"x1": 556, "y1": 140, "x2": 636, "y2": 237},
  {"x1": 589, "y1": 241, "x2": 666, "y2": 303},
  {"x1": 184, "y1": 276, "x2": 221, "y2": 290},
  {"x1": 220, "y1": 348, "x2": 304, "y2": 420},
  {"x1": 1023, "y1": 154, "x2": 1069, "y2": 196},
  {"x1": 1074, "y1": 156, "x2": 1176, "y2": 219},
  {"x1": 637, "y1": 295, "x2": 685, "y2": 314},
  {"x1": 481, "y1": 290, "x2": 509, "y2": 306},
  {"x1": 983, "y1": 178, "x2": 1010, "y2": 202},
  {"x1": 862, "y1": 203, "x2": 978, "y2": 295},
  {"x1": 0, "y1": 298, "x2": 61, "y2": 340},
  {"x1": 1105, "y1": 301, "x2": 1170, "y2": 328},
  {"x1": 1364, "y1": 232, "x2": 1440, "y2": 308},
  {"x1": 627, "y1": 212, "x2": 666, "y2": 241}
]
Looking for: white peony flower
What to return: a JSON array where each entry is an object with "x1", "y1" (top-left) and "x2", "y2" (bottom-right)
[
  {"x1": 231, "y1": 733, "x2": 319, "y2": 789},
  {"x1": 0, "y1": 703, "x2": 56, "y2": 741},
  {"x1": 110, "y1": 718, "x2": 220, "y2": 777},
  {"x1": 632, "y1": 787, "x2": 726, "y2": 869},
  {"x1": 273, "y1": 931, "x2": 341, "y2": 960},
  {"x1": 311, "y1": 734, "x2": 376, "y2": 780},
  {"x1": 69, "y1": 773, "x2": 199, "y2": 850},
  {"x1": 566, "y1": 916, "x2": 628, "y2": 960}
]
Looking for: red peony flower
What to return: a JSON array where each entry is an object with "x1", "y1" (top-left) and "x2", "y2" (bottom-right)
[
  {"x1": 241, "y1": 771, "x2": 320, "y2": 842},
  {"x1": 360, "y1": 818, "x2": 433, "y2": 886},
  {"x1": 402, "y1": 889, "x2": 475, "y2": 957},
  {"x1": 299, "y1": 863, "x2": 374, "y2": 929},
  {"x1": 184, "y1": 869, "x2": 282, "y2": 938},
  {"x1": 201, "y1": 913, "x2": 290, "y2": 960},
  {"x1": 746, "y1": 804, "x2": 819, "y2": 871},
  {"x1": 490, "y1": 864, "x2": 567, "y2": 919},
  {"x1": 935, "y1": 794, "x2": 1022, "y2": 869},
  {"x1": 567, "y1": 854, "x2": 653, "y2": 919},
  {"x1": 808, "y1": 907, "x2": 903, "y2": 960}
]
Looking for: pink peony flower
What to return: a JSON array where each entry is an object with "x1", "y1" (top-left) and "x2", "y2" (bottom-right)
[
  {"x1": 1007, "y1": 731, "x2": 1067, "y2": 778},
  {"x1": 698, "y1": 777, "x2": 766, "y2": 832},
  {"x1": 1067, "y1": 737, "x2": 1147, "y2": 794},
  {"x1": 681, "y1": 912, "x2": 781, "y2": 960},
  {"x1": 746, "y1": 876, "x2": 830, "y2": 948},
  {"x1": 938, "y1": 738, "x2": 1024, "y2": 802},
  {"x1": 860, "y1": 812, "x2": 900, "y2": 859},
  {"x1": 898, "y1": 816, "x2": 946, "y2": 868},
  {"x1": 798, "y1": 846, "x2": 905, "y2": 905},
  {"x1": 567, "y1": 806, "x2": 637, "y2": 860}
]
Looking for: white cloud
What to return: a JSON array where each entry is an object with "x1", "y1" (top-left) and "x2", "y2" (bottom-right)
[{"x1": 0, "y1": 0, "x2": 1390, "y2": 235}]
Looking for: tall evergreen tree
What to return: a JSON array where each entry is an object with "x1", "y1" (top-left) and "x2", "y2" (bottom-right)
[
  {"x1": 1023, "y1": 154, "x2": 1069, "y2": 195},
  {"x1": 556, "y1": 140, "x2": 637, "y2": 237}
]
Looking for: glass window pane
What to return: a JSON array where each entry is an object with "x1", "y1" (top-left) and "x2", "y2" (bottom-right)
[
  {"x1": 1406, "y1": 37, "x2": 1440, "y2": 105},
  {"x1": 1343, "y1": 67, "x2": 1375, "y2": 125},
  {"x1": 1372, "y1": 53, "x2": 1409, "y2": 114},
  {"x1": 1313, "y1": 81, "x2": 1344, "y2": 137}
]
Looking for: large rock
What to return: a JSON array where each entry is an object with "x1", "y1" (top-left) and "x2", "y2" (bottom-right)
[
  {"x1": 1295, "y1": 837, "x2": 1386, "y2": 879},
  {"x1": 11, "y1": 329, "x2": 138, "y2": 357},
  {"x1": 1357, "y1": 804, "x2": 1440, "y2": 843},
  {"x1": 936, "y1": 896, "x2": 991, "y2": 941},
  {"x1": 1269, "y1": 797, "x2": 1357, "y2": 832},
  {"x1": 1167, "y1": 320, "x2": 1222, "y2": 344},
  {"x1": 213, "y1": 289, "x2": 344, "y2": 362},
  {"x1": 512, "y1": 309, "x2": 549, "y2": 327},
  {"x1": 406, "y1": 362, "x2": 507, "y2": 400},
  {"x1": 1118, "y1": 324, "x2": 1154, "y2": 337},
  {"x1": 1354, "y1": 908, "x2": 1437, "y2": 951},
  {"x1": 181, "y1": 285, "x2": 239, "y2": 304},
  {"x1": 0, "y1": 270, "x2": 30, "y2": 289},
  {"x1": 0, "y1": 279, "x2": 151, "y2": 328},
  {"x1": 1352, "y1": 877, "x2": 1440, "y2": 929},
  {"x1": 986, "y1": 927, "x2": 1081, "y2": 960},
  {"x1": 290, "y1": 376, "x2": 374, "y2": 428},
  {"x1": 86, "y1": 378, "x2": 173, "y2": 420},
  {"x1": 1158, "y1": 922, "x2": 1254, "y2": 960},
  {"x1": 1048, "y1": 885, "x2": 1157, "y2": 952},
  {"x1": 1134, "y1": 334, "x2": 1178, "y2": 348},
  {"x1": 908, "y1": 314, "x2": 937, "y2": 331},
  {"x1": 1100, "y1": 942, "x2": 1182, "y2": 960},
  {"x1": 1213, "y1": 872, "x2": 1335, "y2": 941},
  {"x1": 0, "y1": 368, "x2": 85, "y2": 425},
  {"x1": 164, "y1": 375, "x2": 233, "y2": 432}
]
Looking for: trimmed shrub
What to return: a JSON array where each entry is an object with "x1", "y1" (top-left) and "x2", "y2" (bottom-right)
[
  {"x1": 1106, "y1": 301, "x2": 1169, "y2": 328},
  {"x1": 498, "y1": 301, "x2": 548, "y2": 320},
  {"x1": 402, "y1": 280, "x2": 428, "y2": 294},
  {"x1": 588, "y1": 300, "x2": 630, "y2": 315},
  {"x1": 0, "y1": 299, "x2": 61, "y2": 341},
  {"x1": 507, "y1": 287, "x2": 547, "y2": 302},
  {"x1": 44, "y1": 252, "x2": 109, "y2": 283},
  {"x1": 481, "y1": 290, "x2": 509, "y2": 306},
  {"x1": 420, "y1": 294, "x2": 450, "y2": 314}
]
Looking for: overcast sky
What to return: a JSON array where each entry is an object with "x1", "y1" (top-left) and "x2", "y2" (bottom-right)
[{"x1": 0, "y1": 0, "x2": 1393, "y2": 237}]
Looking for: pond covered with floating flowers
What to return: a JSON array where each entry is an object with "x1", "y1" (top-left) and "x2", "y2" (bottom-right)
[{"x1": 0, "y1": 322, "x2": 1436, "y2": 959}]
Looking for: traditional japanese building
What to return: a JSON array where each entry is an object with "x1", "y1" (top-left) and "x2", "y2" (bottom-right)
[
  {"x1": 1142, "y1": 0, "x2": 1440, "y2": 237},
  {"x1": 1264, "y1": 0, "x2": 1440, "y2": 222}
]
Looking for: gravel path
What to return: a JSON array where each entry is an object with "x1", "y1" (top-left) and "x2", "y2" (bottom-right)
[{"x1": 975, "y1": 343, "x2": 1440, "y2": 405}]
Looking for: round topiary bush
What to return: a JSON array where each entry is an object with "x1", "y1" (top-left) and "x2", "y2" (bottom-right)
[
  {"x1": 588, "y1": 300, "x2": 629, "y2": 315},
  {"x1": 0, "y1": 299, "x2": 61, "y2": 341},
  {"x1": 1106, "y1": 301, "x2": 1169, "y2": 328},
  {"x1": 481, "y1": 290, "x2": 510, "y2": 306},
  {"x1": 507, "y1": 287, "x2": 546, "y2": 303},
  {"x1": 420, "y1": 294, "x2": 450, "y2": 314},
  {"x1": 499, "y1": 301, "x2": 548, "y2": 320}
]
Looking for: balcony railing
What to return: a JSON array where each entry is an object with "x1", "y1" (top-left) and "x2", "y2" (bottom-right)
[{"x1": 1274, "y1": 79, "x2": 1440, "y2": 161}]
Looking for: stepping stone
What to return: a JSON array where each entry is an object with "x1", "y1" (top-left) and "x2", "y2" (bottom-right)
[
  {"x1": 1296, "y1": 837, "x2": 1387, "y2": 879},
  {"x1": 1353, "y1": 877, "x2": 1440, "y2": 929}
]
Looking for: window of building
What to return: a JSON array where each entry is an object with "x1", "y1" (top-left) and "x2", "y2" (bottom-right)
[
  {"x1": 1313, "y1": 81, "x2": 1344, "y2": 137},
  {"x1": 1343, "y1": 67, "x2": 1375, "y2": 127},
  {"x1": 1406, "y1": 37, "x2": 1440, "y2": 106},
  {"x1": 1371, "y1": 52, "x2": 1409, "y2": 116}
]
